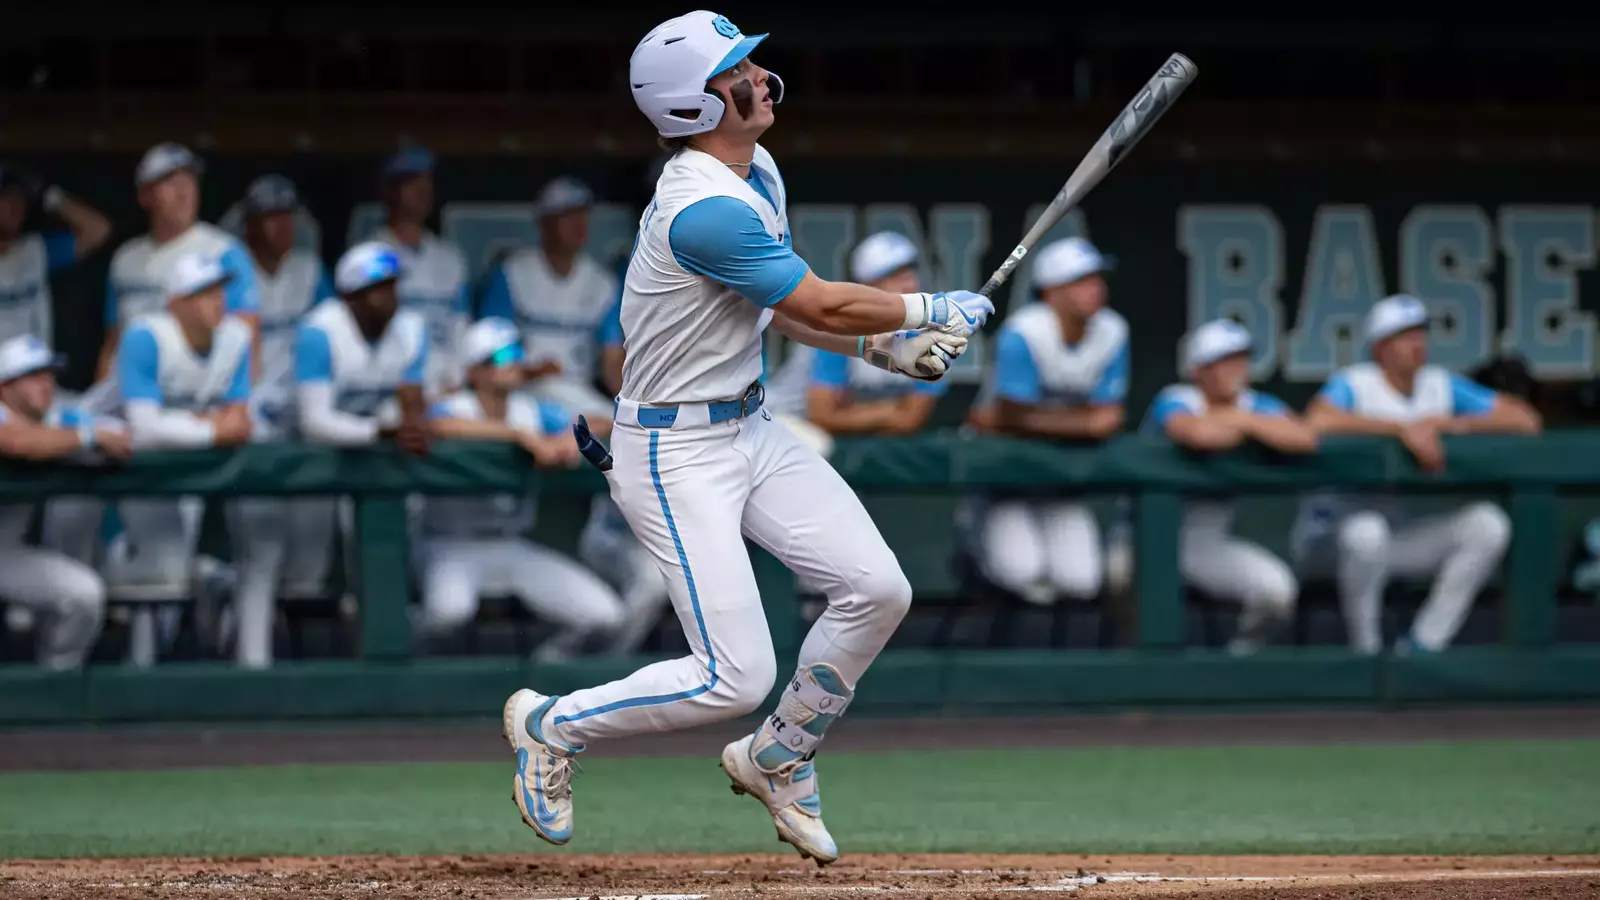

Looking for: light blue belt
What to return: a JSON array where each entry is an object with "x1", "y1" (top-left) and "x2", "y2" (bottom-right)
[{"x1": 624, "y1": 383, "x2": 765, "y2": 429}]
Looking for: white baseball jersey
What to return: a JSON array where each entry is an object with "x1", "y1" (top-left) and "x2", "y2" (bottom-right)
[
  {"x1": 1292, "y1": 362, "x2": 1498, "y2": 551},
  {"x1": 369, "y1": 227, "x2": 468, "y2": 377},
  {"x1": 480, "y1": 249, "x2": 621, "y2": 381},
  {"x1": 1142, "y1": 383, "x2": 1293, "y2": 519},
  {"x1": 106, "y1": 224, "x2": 259, "y2": 330},
  {"x1": 0, "y1": 400, "x2": 97, "y2": 540},
  {"x1": 254, "y1": 249, "x2": 333, "y2": 387},
  {"x1": 619, "y1": 145, "x2": 805, "y2": 404},
  {"x1": 989, "y1": 305, "x2": 1130, "y2": 408},
  {"x1": 0, "y1": 232, "x2": 75, "y2": 347},
  {"x1": 295, "y1": 300, "x2": 428, "y2": 417},
  {"x1": 117, "y1": 311, "x2": 253, "y2": 415},
  {"x1": 420, "y1": 391, "x2": 570, "y2": 539}
]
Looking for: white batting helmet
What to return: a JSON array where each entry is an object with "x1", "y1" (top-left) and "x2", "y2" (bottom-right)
[{"x1": 629, "y1": 10, "x2": 785, "y2": 139}]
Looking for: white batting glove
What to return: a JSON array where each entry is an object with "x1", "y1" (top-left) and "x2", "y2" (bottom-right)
[
  {"x1": 860, "y1": 330, "x2": 968, "y2": 382},
  {"x1": 901, "y1": 290, "x2": 994, "y2": 339}
]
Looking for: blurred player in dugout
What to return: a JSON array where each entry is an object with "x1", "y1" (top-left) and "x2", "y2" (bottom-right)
[{"x1": 480, "y1": 175, "x2": 668, "y2": 656}]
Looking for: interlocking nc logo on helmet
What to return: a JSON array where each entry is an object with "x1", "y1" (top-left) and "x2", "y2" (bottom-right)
[{"x1": 711, "y1": 15, "x2": 741, "y2": 38}]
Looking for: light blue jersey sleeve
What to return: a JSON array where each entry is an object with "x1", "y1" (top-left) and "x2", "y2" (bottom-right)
[
  {"x1": 537, "y1": 401, "x2": 572, "y2": 436},
  {"x1": 811, "y1": 351, "x2": 850, "y2": 388},
  {"x1": 479, "y1": 267, "x2": 515, "y2": 321},
  {"x1": 1089, "y1": 342, "x2": 1130, "y2": 404},
  {"x1": 668, "y1": 196, "x2": 810, "y2": 307},
  {"x1": 1317, "y1": 371, "x2": 1357, "y2": 410},
  {"x1": 224, "y1": 344, "x2": 253, "y2": 403},
  {"x1": 993, "y1": 328, "x2": 1042, "y2": 404},
  {"x1": 1147, "y1": 388, "x2": 1197, "y2": 429},
  {"x1": 219, "y1": 243, "x2": 260, "y2": 314},
  {"x1": 314, "y1": 264, "x2": 336, "y2": 305},
  {"x1": 1249, "y1": 392, "x2": 1292, "y2": 416},
  {"x1": 596, "y1": 287, "x2": 624, "y2": 348},
  {"x1": 117, "y1": 327, "x2": 163, "y2": 403},
  {"x1": 1449, "y1": 373, "x2": 1497, "y2": 416},
  {"x1": 294, "y1": 325, "x2": 333, "y2": 384},
  {"x1": 402, "y1": 334, "x2": 428, "y2": 386},
  {"x1": 42, "y1": 232, "x2": 76, "y2": 271}
]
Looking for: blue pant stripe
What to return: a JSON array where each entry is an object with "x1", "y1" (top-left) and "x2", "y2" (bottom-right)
[{"x1": 554, "y1": 430, "x2": 718, "y2": 726}]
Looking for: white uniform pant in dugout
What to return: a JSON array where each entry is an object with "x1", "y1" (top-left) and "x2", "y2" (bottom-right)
[
  {"x1": 417, "y1": 537, "x2": 625, "y2": 639},
  {"x1": 979, "y1": 500, "x2": 1103, "y2": 603},
  {"x1": 0, "y1": 543, "x2": 105, "y2": 669},
  {"x1": 1295, "y1": 502, "x2": 1511, "y2": 654},
  {"x1": 228, "y1": 498, "x2": 339, "y2": 668},
  {"x1": 540, "y1": 408, "x2": 912, "y2": 749}
]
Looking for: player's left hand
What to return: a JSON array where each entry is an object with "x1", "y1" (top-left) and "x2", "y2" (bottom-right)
[
  {"x1": 923, "y1": 290, "x2": 994, "y2": 338},
  {"x1": 863, "y1": 330, "x2": 967, "y2": 381}
]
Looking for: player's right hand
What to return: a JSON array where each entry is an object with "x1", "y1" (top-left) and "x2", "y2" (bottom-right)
[
  {"x1": 924, "y1": 290, "x2": 994, "y2": 338},
  {"x1": 93, "y1": 428, "x2": 133, "y2": 461},
  {"x1": 521, "y1": 431, "x2": 581, "y2": 468},
  {"x1": 212, "y1": 406, "x2": 253, "y2": 446},
  {"x1": 1398, "y1": 421, "x2": 1445, "y2": 472}
]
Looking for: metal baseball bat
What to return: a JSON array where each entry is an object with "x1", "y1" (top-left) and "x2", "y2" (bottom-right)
[{"x1": 977, "y1": 52, "x2": 1198, "y2": 299}]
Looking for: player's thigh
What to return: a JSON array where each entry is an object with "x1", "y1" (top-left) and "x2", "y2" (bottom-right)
[
  {"x1": 980, "y1": 501, "x2": 1048, "y2": 581},
  {"x1": 421, "y1": 541, "x2": 487, "y2": 603},
  {"x1": 0, "y1": 547, "x2": 102, "y2": 609},
  {"x1": 1386, "y1": 512, "x2": 1474, "y2": 579},
  {"x1": 118, "y1": 500, "x2": 192, "y2": 554},
  {"x1": 610, "y1": 423, "x2": 761, "y2": 621},
  {"x1": 1184, "y1": 532, "x2": 1295, "y2": 605},
  {"x1": 506, "y1": 541, "x2": 624, "y2": 626},
  {"x1": 739, "y1": 414, "x2": 900, "y2": 597}
]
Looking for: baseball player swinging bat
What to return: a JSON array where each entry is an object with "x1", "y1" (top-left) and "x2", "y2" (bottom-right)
[{"x1": 978, "y1": 52, "x2": 1198, "y2": 299}]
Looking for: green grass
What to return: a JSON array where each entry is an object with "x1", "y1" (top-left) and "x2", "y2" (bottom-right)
[{"x1": 3, "y1": 740, "x2": 1598, "y2": 858}]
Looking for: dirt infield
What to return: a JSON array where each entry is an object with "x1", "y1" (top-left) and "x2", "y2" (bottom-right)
[{"x1": 5, "y1": 854, "x2": 1599, "y2": 900}]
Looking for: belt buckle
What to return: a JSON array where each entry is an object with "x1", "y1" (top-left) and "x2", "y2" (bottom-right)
[{"x1": 740, "y1": 382, "x2": 764, "y2": 418}]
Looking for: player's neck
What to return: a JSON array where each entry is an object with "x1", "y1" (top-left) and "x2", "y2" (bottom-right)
[
  {"x1": 690, "y1": 134, "x2": 757, "y2": 177},
  {"x1": 541, "y1": 244, "x2": 576, "y2": 278},
  {"x1": 386, "y1": 219, "x2": 425, "y2": 250},
  {"x1": 1381, "y1": 364, "x2": 1419, "y2": 397},
  {"x1": 475, "y1": 387, "x2": 508, "y2": 421},
  {"x1": 176, "y1": 317, "x2": 214, "y2": 355},
  {"x1": 1051, "y1": 305, "x2": 1088, "y2": 345},
  {"x1": 1202, "y1": 387, "x2": 1240, "y2": 408},
  {"x1": 150, "y1": 218, "x2": 190, "y2": 245},
  {"x1": 249, "y1": 241, "x2": 287, "y2": 276}
]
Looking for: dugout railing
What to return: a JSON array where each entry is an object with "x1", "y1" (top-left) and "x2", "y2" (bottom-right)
[{"x1": 2, "y1": 431, "x2": 1599, "y2": 725}]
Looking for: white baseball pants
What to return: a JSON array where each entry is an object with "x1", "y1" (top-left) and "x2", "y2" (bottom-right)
[
  {"x1": 540, "y1": 409, "x2": 912, "y2": 749},
  {"x1": 0, "y1": 544, "x2": 105, "y2": 669},
  {"x1": 417, "y1": 537, "x2": 625, "y2": 639},
  {"x1": 40, "y1": 497, "x2": 108, "y2": 565},
  {"x1": 228, "y1": 498, "x2": 338, "y2": 668},
  {"x1": 1297, "y1": 502, "x2": 1511, "y2": 654},
  {"x1": 108, "y1": 497, "x2": 205, "y2": 589},
  {"x1": 979, "y1": 500, "x2": 1103, "y2": 603},
  {"x1": 1180, "y1": 506, "x2": 1298, "y2": 616}
]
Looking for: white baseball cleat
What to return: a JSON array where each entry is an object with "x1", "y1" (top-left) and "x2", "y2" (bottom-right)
[
  {"x1": 502, "y1": 688, "x2": 578, "y2": 845},
  {"x1": 720, "y1": 733, "x2": 839, "y2": 866}
]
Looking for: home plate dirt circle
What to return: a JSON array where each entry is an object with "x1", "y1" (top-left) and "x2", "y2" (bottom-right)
[{"x1": 5, "y1": 854, "x2": 1599, "y2": 899}]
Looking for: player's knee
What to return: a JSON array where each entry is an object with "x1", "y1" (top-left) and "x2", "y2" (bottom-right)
[
  {"x1": 1337, "y1": 513, "x2": 1390, "y2": 562},
  {"x1": 1256, "y1": 562, "x2": 1299, "y2": 616},
  {"x1": 421, "y1": 585, "x2": 478, "y2": 633},
  {"x1": 716, "y1": 649, "x2": 778, "y2": 717},
  {"x1": 1459, "y1": 502, "x2": 1511, "y2": 556},
  {"x1": 1048, "y1": 555, "x2": 1102, "y2": 600},
  {"x1": 859, "y1": 565, "x2": 913, "y2": 624},
  {"x1": 63, "y1": 568, "x2": 107, "y2": 618}
]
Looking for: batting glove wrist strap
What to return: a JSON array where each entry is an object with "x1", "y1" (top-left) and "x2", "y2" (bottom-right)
[{"x1": 899, "y1": 293, "x2": 933, "y2": 330}]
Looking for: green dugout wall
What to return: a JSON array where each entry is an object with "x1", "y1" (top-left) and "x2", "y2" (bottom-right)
[{"x1": 2, "y1": 433, "x2": 1598, "y2": 725}]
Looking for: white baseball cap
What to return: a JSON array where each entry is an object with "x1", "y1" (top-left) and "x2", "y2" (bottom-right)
[
  {"x1": 136, "y1": 142, "x2": 203, "y2": 187},
  {"x1": 1032, "y1": 237, "x2": 1115, "y2": 291},
  {"x1": 850, "y1": 232, "x2": 919, "y2": 283},
  {"x1": 630, "y1": 11, "x2": 784, "y2": 139},
  {"x1": 164, "y1": 252, "x2": 232, "y2": 300},
  {"x1": 460, "y1": 317, "x2": 525, "y2": 367},
  {"x1": 1185, "y1": 318, "x2": 1253, "y2": 372},
  {"x1": 0, "y1": 334, "x2": 65, "y2": 383},
  {"x1": 335, "y1": 242, "x2": 404, "y2": 294},
  {"x1": 536, "y1": 176, "x2": 594, "y2": 217},
  {"x1": 1365, "y1": 293, "x2": 1430, "y2": 344}
]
